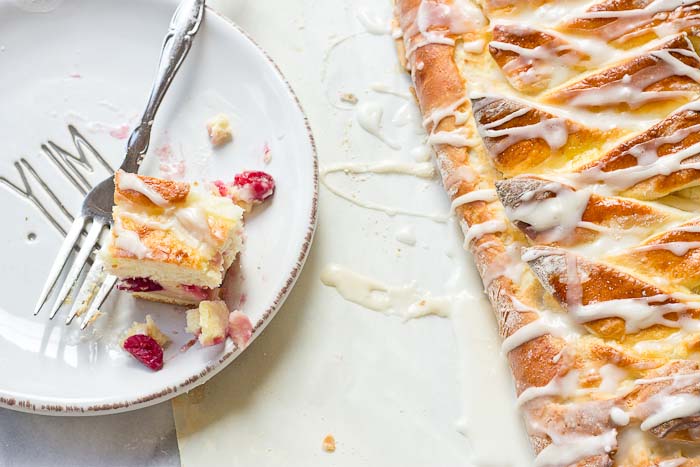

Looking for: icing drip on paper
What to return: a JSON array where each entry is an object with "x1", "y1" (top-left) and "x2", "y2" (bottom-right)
[
  {"x1": 320, "y1": 263, "x2": 470, "y2": 320},
  {"x1": 356, "y1": 101, "x2": 402, "y2": 149},
  {"x1": 320, "y1": 161, "x2": 448, "y2": 222}
]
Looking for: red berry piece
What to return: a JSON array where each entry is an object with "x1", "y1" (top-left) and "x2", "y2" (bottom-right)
[
  {"x1": 232, "y1": 171, "x2": 275, "y2": 202},
  {"x1": 123, "y1": 334, "x2": 164, "y2": 371},
  {"x1": 181, "y1": 284, "x2": 211, "y2": 301},
  {"x1": 212, "y1": 180, "x2": 228, "y2": 197},
  {"x1": 117, "y1": 277, "x2": 163, "y2": 292}
]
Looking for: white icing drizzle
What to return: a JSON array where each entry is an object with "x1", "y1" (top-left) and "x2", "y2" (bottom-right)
[
  {"x1": 392, "y1": 102, "x2": 417, "y2": 127},
  {"x1": 489, "y1": 34, "x2": 585, "y2": 88},
  {"x1": 116, "y1": 171, "x2": 169, "y2": 207},
  {"x1": 478, "y1": 106, "x2": 570, "y2": 154},
  {"x1": 322, "y1": 160, "x2": 435, "y2": 178},
  {"x1": 174, "y1": 207, "x2": 216, "y2": 246},
  {"x1": 370, "y1": 82, "x2": 412, "y2": 99},
  {"x1": 320, "y1": 263, "x2": 470, "y2": 319},
  {"x1": 632, "y1": 241, "x2": 700, "y2": 256},
  {"x1": 565, "y1": 42, "x2": 700, "y2": 108},
  {"x1": 641, "y1": 393, "x2": 700, "y2": 431},
  {"x1": 459, "y1": 39, "x2": 485, "y2": 53},
  {"x1": 505, "y1": 183, "x2": 591, "y2": 243},
  {"x1": 575, "y1": 0, "x2": 700, "y2": 41},
  {"x1": 610, "y1": 407, "x2": 630, "y2": 426},
  {"x1": 634, "y1": 371, "x2": 700, "y2": 431},
  {"x1": 402, "y1": 0, "x2": 486, "y2": 59},
  {"x1": 571, "y1": 295, "x2": 689, "y2": 333},
  {"x1": 422, "y1": 95, "x2": 470, "y2": 129},
  {"x1": 395, "y1": 225, "x2": 417, "y2": 246},
  {"x1": 599, "y1": 364, "x2": 628, "y2": 394},
  {"x1": 427, "y1": 128, "x2": 475, "y2": 147},
  {"x1": 356, "y1": 6, "x2": 391, "y2": 35},
  {"x1": 410, "y1": 143, "x2": 433, "y2": 162},
  {"x1": 463, "y1": 219, "x2": 507, "y2": 246},
  {"x1": 501, "y1": 309, "x2": 581, "y2": 354},
  {"x1": 320, "y1": 161, "x2": 448, "y2": 222},
  {"x1": 574, "y1": 137, "x2": 700, "y2": 194},
  {"x1": 479, "y1": 241, "x2": 528, "y2": 286},
  {"x1": 533, "y1": 430, "x2": 617, "y2": 467},
  {"x1": 112, "y1": 217, "x2": 150, "y2": 259},
  {"x1": 356, "y1": 101, "x2": 401, "y2": 149},
  {"x1": 633, "y1": 328, "x2": 689, "y2": 353},
  {"x1": 517, "y1": 371, "x2": 580, "y2": 407},
  {"x1": 450, "y1": 188, "x2": 498, "y2": 213},
  {"x1": 658, "y1": 459, "x2": 690, "y2": 467}
]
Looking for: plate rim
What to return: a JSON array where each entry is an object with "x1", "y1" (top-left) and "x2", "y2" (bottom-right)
[{"x1": 0, "y1": 4, "x2": 318, "y2": 416}]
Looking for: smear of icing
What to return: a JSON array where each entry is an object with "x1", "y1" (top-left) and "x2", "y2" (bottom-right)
[
  {"x1": 370, "y1": 82, "x2": 412, "y2": 100},
  {"x1": 410, "y1": 143, "x2": 433, "y2": 162},
  {"x1": 156, "y1": 142, "x2": 186, "y2": 180},
  {"x1": 64, "y1": 111, "x2": 133, "y2": 141},
  {"x1": 320, "y1": 160, "x2": 448, "y2": 222},
  {"x1": 319, "y1": 250, "x2": 529, "y2": 467},
  {"x1": 356, "y1": 101, "x2": 401, "y2": 150},
  {"x1": 356, "y1": 6, "x2": 391, "y2": 35},
  {"x1": 395, "y1": 225, "x2": 417, "y2": 246},
  {"x1": 320, "y1": 263, "x2": 467, "y2": 319}
]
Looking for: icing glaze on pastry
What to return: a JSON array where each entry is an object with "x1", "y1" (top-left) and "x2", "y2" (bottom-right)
[{"x1": 394, "y1": 0, "x2": 700, "y2": 464}]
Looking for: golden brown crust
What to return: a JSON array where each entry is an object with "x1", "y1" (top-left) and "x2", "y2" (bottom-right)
[
  {"x1": 496, "y1": 176, "x2": 674, "y2": 246},
  {"x1": 560, "y1": 0, "x2": 700, "y2": 46},
  {"x1": 472, "y1": 96, "x2": 622, "y2": 176},
  {"x1": 114, "y1": 171, "x2": 190, "y2": 207},
  {"x1": 396, "y1": 0, "x2": 571, "y2": 458},
  {"x1": 395, "y1": 0, "x2": 700, "y2": 464},
  {"x1": 489, "y1": 24, "x2": 589, "y2": 93},
  {"x1": 577, "y1": 101, "x2": 700, "y2": 199},
  {"x1": 545, "y1": 34, "x2": 700, "y2": 112}
]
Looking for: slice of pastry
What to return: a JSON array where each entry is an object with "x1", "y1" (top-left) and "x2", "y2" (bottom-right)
[
  {"x1": 103, "y1": 170, "x2": 245, "y2": 306},
  {"x1": 394, "y1": 0, "x2": 700, "y2": 465}
]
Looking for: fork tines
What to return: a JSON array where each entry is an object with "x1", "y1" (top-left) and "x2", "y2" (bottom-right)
[{"x1": 33, "y1": 215, "x2": 115, "y2": 326}]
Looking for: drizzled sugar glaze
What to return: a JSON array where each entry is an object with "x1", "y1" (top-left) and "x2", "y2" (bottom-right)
[{"x1": 396, "y1": 0, "x2": 700, "y2": 464}]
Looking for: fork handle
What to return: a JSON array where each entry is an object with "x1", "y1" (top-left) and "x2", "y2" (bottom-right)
[{"x1": 120, "y1": 0, "x2": 206, "y2": 173}]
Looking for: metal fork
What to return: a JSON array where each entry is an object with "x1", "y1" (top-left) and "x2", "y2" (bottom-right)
[{"x1": 33, "y1": 0, "x2": 206, "y2": 328}]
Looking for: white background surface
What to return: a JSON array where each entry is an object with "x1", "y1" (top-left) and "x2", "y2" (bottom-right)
[
  {"x1": 0, "y1": 0, "x2": 534, "y2": 466},
  {"x1": 174, "y1": 1, "x2": 533, "y2": 466}
]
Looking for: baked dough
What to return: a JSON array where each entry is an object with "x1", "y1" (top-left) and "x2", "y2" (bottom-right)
[
  {"x1": 103, "y1": 171, "x2": 244, "y2": 306},
  {"x1": 395, "y1": 0, "x2": 700, "y2": 464}
]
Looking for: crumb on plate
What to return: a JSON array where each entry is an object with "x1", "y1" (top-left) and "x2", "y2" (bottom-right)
[
  {"x1": 122, "y1": 314, "x2": 170, "y2": 348},
  {"x1": 339, "y1": 93, "x2": 358, "y2": 105},
  {"x1": 322, "y1": 434, "x2": 336, "y2": 453},
  {"x1": 206, "y1": 113, "x2": 233, "y2": 147}
]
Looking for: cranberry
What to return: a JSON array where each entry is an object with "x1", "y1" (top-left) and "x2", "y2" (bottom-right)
[
  {"x1": 232, "y1": 171, "x2": 275, "y2": 202},
  {"x1": 117, "y1": 277, "x2": 163, "y2": 292},
  {"x1": 212, "y1": 180, "x2": 228, "y2": 197},
  {"x1": 123, "y1": 334, "x2": 164, "y2": 371},
  {"x1": 181, "y1": 284, "x2": 211, "y2": 301}
]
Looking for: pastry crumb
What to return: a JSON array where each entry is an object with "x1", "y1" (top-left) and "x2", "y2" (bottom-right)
[
  {"x1": 322, "y1": 434, "x2": 336, "y2": 453},
  {"x1": 263, "y1": 142, "x2": 272, "y2": 164},
  {"x1": 122, "y1": 315, "x2": 170, "y2": 348},
  {"x1": 339, "y1": 93, "x2": 358, "y2": 105},
  {"x1": 186, "y1": 301, "x2": 229, "y2": 347},
  {"x1": 206, "y1": 113, "x2": 233, "y2": 147}
]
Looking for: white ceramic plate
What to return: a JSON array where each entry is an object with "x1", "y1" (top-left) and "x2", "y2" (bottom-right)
[{"x1": 0, "y1": 0, "x2": 317, "y2": 414}]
